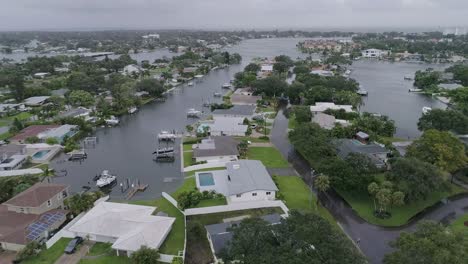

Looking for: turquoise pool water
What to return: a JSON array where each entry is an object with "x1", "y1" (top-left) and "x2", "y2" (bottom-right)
[
  {"x1": 198, "y1": 173, "x2": 215, "y2": 186},
  {"x1": 33, "y1": 150, "x2": 50, "y2": 159}
]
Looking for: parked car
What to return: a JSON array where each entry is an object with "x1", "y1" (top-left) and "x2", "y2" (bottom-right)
[
  {"x1": 250, "y1": 124, "x2": 257, "y2": 129},
  {"x1": 64, "y1": 236, "x2": 83, "y2": 254},
  {"x1": 252, "y1": 114, "x2": 264, "y2": 121}
]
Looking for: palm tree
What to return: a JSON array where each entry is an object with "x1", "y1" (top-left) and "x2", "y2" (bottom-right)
[
  {"x1": 314, "y1": 175, "x2": 330, "y2": 205},
  {"x1": 368, "y1": 182, "x2": 379, "y2": 212}
]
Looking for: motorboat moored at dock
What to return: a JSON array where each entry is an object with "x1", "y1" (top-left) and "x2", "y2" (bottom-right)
[{"x1": 96, "y1": 170, "x2": 117, "y2": 188}]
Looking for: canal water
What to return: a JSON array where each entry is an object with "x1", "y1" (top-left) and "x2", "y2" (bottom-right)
[{"x1": 1, "y1": 38, "x2": 451, "y2": 199}]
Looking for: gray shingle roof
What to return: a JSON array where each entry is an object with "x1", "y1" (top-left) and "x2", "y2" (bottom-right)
[
  {"x1": 225, "y1": 160, "x2": 278, "y2": 196},
  {"x1": 193, "y1": 136, "x2": 239, "y2": 158},
  {"x1": 335, "y1": 139, "x2": 389, "y2": 166},
  {"x1": 212, "y1": 105, "x2": 256, "y2": 117},
  {"x1": 205, "y1": 214, "x2": 282, "y2": 254}
]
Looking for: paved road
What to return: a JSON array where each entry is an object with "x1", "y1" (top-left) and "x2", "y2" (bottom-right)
[{"x1": 270, "y1": 109, "x2": 468, "y2": 264}]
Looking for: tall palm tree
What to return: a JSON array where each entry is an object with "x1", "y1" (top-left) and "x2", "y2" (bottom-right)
[{"x1": 314, "y1": 175, "x2": 330, "y2": 205}]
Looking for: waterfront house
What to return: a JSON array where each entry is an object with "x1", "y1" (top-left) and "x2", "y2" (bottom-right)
[
  {"x1": 198, "y1": 116, "x2": 248, "y2": 137},
  {"x1": 0, "y1": 144, "x2": 27, "y2": 171},
  {"x1": 312, "y1": 113, "x2": 350, "y2": 130},
  {"x1": 310, "y1": 69, "x2": 334, "y2": 77},
  {"x1": 195, "y1": 160, "x2": 278, "y2": 203},
  {"x1": 58, "y1": 107, "x2": 91, "y2": 120},
  {"x1": 0, "y1": 103, "x2": 25, "y2": 116},
  {"x1": 206, "y1": 214, "x2": 282, "y2": 262},
  {"x1": 10, "y1": 125, "x2": 61, "y2": 144},
  {"x1": 24, "y1": 96, "x2": 50, "y2": 107},
  {"x1": 67, "y1": 200, "x2": 175, "y2": 257},
  {"x1": 33, "y1": 72, "x2": 50, "y2": 79},
  {"x1": 0, "y1": 183, "x2": 69, "y2": 251},
  {"x1": 230, "y1": 88, "x2": 262, "y2": 105},
  {"x1": 361, "y1": 49, "x2": 388, "y2": 58},
  {"x1": 310, "y1": 102, "x2": 354, "y2": 114},
  {"x1": 193, "y1": 136, "x2": 239, "y2": 163},
  {"x1": 335, "y1": 133, "x2": 390, "y2": 168},
  {"x1": 212, "y1": 105, "x2": 256, "y2": 119}
]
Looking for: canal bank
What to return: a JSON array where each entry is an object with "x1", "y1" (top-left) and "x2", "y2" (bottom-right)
[{"x1": 45, "y1": 38, "x2": 451, "y2": 201}]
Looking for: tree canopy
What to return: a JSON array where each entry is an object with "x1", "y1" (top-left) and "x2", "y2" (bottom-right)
[
  {"x1": 221, "y1": 211, "x2": 366, "y2": 264},
  {"x1": 418, "y1": 109, "x2": 468, "y2": 134},
  {"x1": 384, "y1": 221, "x2": 468, "y2": 264},
  {"x1": 251, "y1": 76, "x2": 288, "y2": 97},
  {"x1": 131, "y1": 246, "x2": 160, "y2": 264},
  {"x1": 407, "y1": 129, "x2": 467, "y2": 173}
]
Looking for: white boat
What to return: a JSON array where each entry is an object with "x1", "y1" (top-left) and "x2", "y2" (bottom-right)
[
  {"x1": 409, "y1": 88, "x2": 423, "y2": 93},
  {"x1": 404, "y1": 75, "x2": 413, "y2": 81},
  {"x1": 213, "y1": 92, "x2": 222, "y2": 97},
  {"x1": 222, "y1": 83, "x2": 232, "y2": 89},
  {"x1": 96, "y1": 170, "x2": 117, "y2": 188},
  {"x1": 128, "y1": 107, "x2": 138, "y2": 114},
  {"x1": 158, "y1": 131, "x2": 176, "y2": 141},
  {"x1": 105, "y1": 116, "x2": 119, "y2": 126},
  {"x1": 187, "y1": 108, "x2": 202, "y2": 118},
  {"x1": 422, "y1": 106, "x2": 432, "y2": 115},
  {"x1": 194, "y1": 74, "x2": 204, "y2": 79},
  {"x1": 188, "y1": 82, "x2": 194, "y2": 86}
]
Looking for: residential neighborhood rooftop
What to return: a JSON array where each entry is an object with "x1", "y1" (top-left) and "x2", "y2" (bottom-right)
[
  {"x1": 212, "y1": 105, "x2": 256, "y2": 117},
  {"x1": 11, "y1": 125, "x2": 61, "y2": 142},
  {"x1": 193, "y1": 136, "x2": 239, "y2": 158},
  {"x1": 4, "y1": 183, "x2": 68, "y2": 208},
  {"x1": 225, "y1": 160, "x2": 278, "y2": 196}
]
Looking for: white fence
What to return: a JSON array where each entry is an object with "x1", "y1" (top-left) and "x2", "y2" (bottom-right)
[
  {"x1": 162, "y1": 192, "x2": 178, "y2": 208},
  {"x1": 45, "y1": 212, "x2": 85, "y2": 248},
  {"x1": 184, "y1": 200, "x2": 289, "y2": 217},
  {"x1": 183, "y1": 161, "x2": 227, "y2": 172},
  {"x1": 0, "y1": 168, "x2": 43, "y2": 177}
]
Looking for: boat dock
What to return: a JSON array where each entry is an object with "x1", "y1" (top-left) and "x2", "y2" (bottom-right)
[{"x1": 125, "y1": 184, "x2": 149, "y2": 200}]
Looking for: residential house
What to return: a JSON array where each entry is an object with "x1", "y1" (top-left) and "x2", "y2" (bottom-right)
[
  {"x1": 0, "y1": 183, "x2": 69, "y2": 251},
  {"x1": 67, "y1": 201, "x2": 175, "y2": 257},
  {"x1": 335, "y1": 132, "x2": 390, "y2": 168},
  {"x1": 0, "y1": 144, "x2": 27, "y2": 171},
  {"x1": 123, "y1": 64, "x2": 143, "y2": 76},
  {"x1": 361, "y1": 49, "x2": 388, "y2": 58},
  {"x1": 58, "y1": 107, "x2": 92, "y2": 120},
  {"x1": 310, "y1": 102, "x2": 354, "y2": 114},
  {"x1": 11, "y1": 125, "x2": 77, "y2": 144},
  {"x1": 0, "y1": 103, "x2": 25, "y2": 116},
  {"x1": 212, "y1": 105, "x2": 256, "y2": 119},
  {"x1": 198, "y1": 116, "x2": 248, "y2": 137},
  {"x1": 195, "y1": 160, "x2": 278, "y2": 203},
  {"x1": 33, "y1": 73, "x2": 50, "y2": 79},
  {"x1": 50, "y1": 88, "x2": 69, "y2": 98},
  {"x1": 24, "y1": 96, "x2": 50, "y2": 106},
  {"x1": 312, "y1": 113, "x2": 350, "y2": 130},
  {"x1": 193, "y1": 136, "x2": 239, "y2": 163},
  {"x1": 392, "y1": 141, "x2": 413, "y2": 157},
  {"x1": 206, "y1": 214, "x2": 282, "y2": 262},
  {"x1": 230, "y1": 88, "x2": 262, "y2": 106},
  {"x1": 310, "y1": 69, "x2": 334, "y2": 77}
]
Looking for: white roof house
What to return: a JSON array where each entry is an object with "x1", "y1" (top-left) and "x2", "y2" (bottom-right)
[
  {"x1": 37, "y1": 124, "x2": 78, "y2": 143},
  {"x1": 199, "y1": 117, "x2": 248, "y2": 137},
  {"x1": 260, "y1": 64, "x2": 273, "y2": 72},
  {"x1": 361, "y1": 49, "x2": 388, "y2": 58},
  {"x1": 312, "y1": 113, "x2": 350, "y2": 130},
  {"x1": 67, "y1": 201, "x2": 175, "y2": 256},
  {"x1": 310, "y1": 102, "x2": 354, "y2": 114},
  {"x1": 310, "y1": 70, "x2": 334, "y2": 77},
  {"x1": 24, "y1": 96, "x2": 50, "y2": 106},
  {"x1": 123, "y1": 64, "x2": 143, "y2": 76},
  {"x1": 195, "y1": 160, "x2": 278, "y2": 203}
]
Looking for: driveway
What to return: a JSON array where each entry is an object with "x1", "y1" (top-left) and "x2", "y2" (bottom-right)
[
  {"x1": 270, "y1": 109, "x2": 468, "y2": 264},
  {"x1": 54, "y1": 241, "x2": 94, "y2": 264}
]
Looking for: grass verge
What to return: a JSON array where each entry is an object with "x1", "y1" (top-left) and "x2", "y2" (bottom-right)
[
  {"x1": 247, "y1": 146, "x2": 289, "y2": 168},
  {"x1": 22, "y1": 238, "x2": 72, "y2": 264}
]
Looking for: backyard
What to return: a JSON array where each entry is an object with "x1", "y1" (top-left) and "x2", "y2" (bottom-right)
[
  {"x1": 22, "y1": 238, "x2": 72, "y2": 264},
  {"x1": 337, "y1": 184, "x2": 467, "y2": 227},
  {"x1": 247, "y1": 146, "x2": 289, "y2": 168},
  {"x1": 78, "y1": 243, "x2": 130, "y2": 264},
  {"x1": 450, "y1": 213, "x2": 468, "y2": 235}
]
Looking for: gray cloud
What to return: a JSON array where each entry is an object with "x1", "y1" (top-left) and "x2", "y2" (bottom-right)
[{"x1": 0, "y1": 0, "x2": 467, "y2": 30}]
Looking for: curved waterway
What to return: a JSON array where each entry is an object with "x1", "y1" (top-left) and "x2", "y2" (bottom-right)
[{"x1": 9, "y1": 38, "x2": 446, "y2": 199}]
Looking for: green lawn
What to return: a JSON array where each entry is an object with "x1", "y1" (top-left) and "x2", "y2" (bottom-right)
[
  {"x1": 183, "y1": 144, "x2": 193, "y2": 151},
  {"x1": 183, "y1": 151, "x2": 194, "y2": 167},
  {"x1": 22, "y1": 238, "x2": 72, "y2": 264},
  {"x1": 194, "y1": 197, "x2": 227, "y2": 208},
  {"x1": 450, "y1": 213, "x2": 468, "y2": 235},
  {"x1": 257, "y1": 106, "x2": 275, "y2": 113},
  {"x1": 0, "y1": 131, "x2": 12, "y2": 140},
  {"x1": 247, "y1": 147, "x2": 289, "y2": 168},
  {"x1": 87, "y1": 242, "x2": 112, "y2": 256},
  {"x1": 8, "y1": 112, "x2": 32, "y2": 121},
  {"x1": 288, "y1": 114, "x2": 298, "y2": 129},
  {"x1": 337, "y1": 184, "x2": 466, "y2": 227},
  {"x1": 273, "y1": 175, "x2": 336, "y2": 225}
]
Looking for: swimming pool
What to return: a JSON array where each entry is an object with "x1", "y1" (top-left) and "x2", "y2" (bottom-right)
[
  {"x1": 198, "y1": 173, "x2": 215, "y2": 186},
  {"x1": 32, "y1": 150, "x2": 51, "y2": 159}
]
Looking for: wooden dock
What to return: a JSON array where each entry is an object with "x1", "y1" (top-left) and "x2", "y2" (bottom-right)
[{"x1": 125, "y1": 184, "x2": 149, "y2": 200}]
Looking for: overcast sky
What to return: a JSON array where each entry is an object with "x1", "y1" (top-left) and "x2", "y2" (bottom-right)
[{"x1": 0, "y1": 0, "x2": 467, "y2": 31}]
